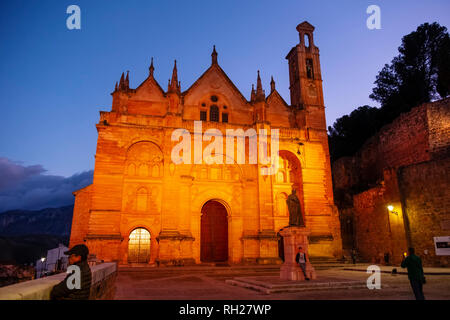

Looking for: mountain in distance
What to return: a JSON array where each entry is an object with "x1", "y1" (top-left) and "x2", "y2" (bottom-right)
[{"x1": 0, "y1": 205, "x2": 74, "y2": 264}]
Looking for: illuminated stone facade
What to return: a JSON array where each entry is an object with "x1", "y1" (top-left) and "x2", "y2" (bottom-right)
[
  {"x1": 333, "y1": 98, "x2": 450, "y2": 266},
  {"x1": 69, "y1": 21, "x2": 342, "y2": 265}
]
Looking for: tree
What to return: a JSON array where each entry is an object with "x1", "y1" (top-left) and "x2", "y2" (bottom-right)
[
  {"x1": 370, "y1": 22, "x2": 450, "y2": 117},
  {"x1": 329, "y1": 22, "x2": 450, "y2": 162},
  {"x1": 328, "y1": 106, "x2": 381, "y2": 161}
]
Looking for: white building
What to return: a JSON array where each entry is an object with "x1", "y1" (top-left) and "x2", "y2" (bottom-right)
[{"x1": 35, "y1": 244, "x2": 68, "y2": 278}]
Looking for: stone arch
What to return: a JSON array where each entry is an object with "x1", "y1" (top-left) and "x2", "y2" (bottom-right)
[
  {"x1": 127, "y1": 227, "x2": 151, "y2": 263},
  {"x1": 200, "y1": 199, "x2": 229, "y2": 262},
  {"x1": 136, "y1": 187, "x2": 148, "y2": 212},
  {"x1": 304, "y1": 33, "x2": 310, "y2": 48},
  {"x1": 125, "y1": 141, "x2": 163, "y2": 178},
  {"x1": 278, "y1": 150, "x2": 304, "y2": 192},
  {"x1": 275, "y1": 192, "x2": 288, "y2": 216},
  {"x1": 127, "y1": 141, "x2": 163, "y2": 161},
  {"x1": 126, "y1": 138, "x2": 163, "y2": 154},
  {"x1": 127, "y1": 163, "x2": 136, "y2": 176},
  {"x1": 193, "y1": 191, "x2": 234, "y2": 217},
  {"x1": 276, "y1": 150, "x2": 306, "y2": 224},
  {"x1": 197, "y1": 92, "x2": 232, "y2": 123}
]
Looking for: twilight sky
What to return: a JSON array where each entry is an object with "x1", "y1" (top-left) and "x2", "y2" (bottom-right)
[{"x1": 0, "y1": 1, "x2": 449, "y2": 210}]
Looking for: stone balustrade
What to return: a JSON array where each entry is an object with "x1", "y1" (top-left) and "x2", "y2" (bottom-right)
[{"x1": 0, "y1": 262, "x2": 117, "y2": 300}]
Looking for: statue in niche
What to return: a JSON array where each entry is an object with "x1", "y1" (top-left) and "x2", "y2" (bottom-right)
[{"x1": 286, "y1": 189, "x2": 305, "y2": 227}]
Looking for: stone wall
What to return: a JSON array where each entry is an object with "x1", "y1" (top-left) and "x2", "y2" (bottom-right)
[
  {"x1": 427, "y1": 99, "x2": 450, "y2": 160},
  {"x1": 399, "y1": 158, "x2": 450, "y2": 267},
  {"x1": 332, "y1": 98, "x2": 450, "y2": 266},
  {"x1": 352, "y1": 170, "x2": 408, "y2": 265},
  {"x1": 0, "y1": 262, "x2": 117, "y2": 300}
]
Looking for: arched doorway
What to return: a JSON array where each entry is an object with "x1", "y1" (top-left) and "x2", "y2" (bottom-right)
[
  {"x1": 201, "y1": 200, "x2": 228, "y2": 262},
  {"x1": 276, "y1": 150, "x2": 305, "y2": 224},
  {"x1": 128, "y1": 228, "x2": 151, "y2": 263}
]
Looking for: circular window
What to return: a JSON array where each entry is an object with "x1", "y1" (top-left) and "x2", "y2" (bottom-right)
[
  {"x1": 223, "y1": 105, "x2": 227, "y2": 109},
  {"x1": 201, "y1": 103, "x2": 206, "y2": 107},
  {"x1": 211, "y1": 95, "x2": 218, "y2": 102}
]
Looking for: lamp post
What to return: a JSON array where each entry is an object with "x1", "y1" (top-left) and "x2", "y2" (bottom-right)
[
  {"x1": 40, "y1": 257, "x2": 46, "y2": 278},
  {"x1": 387, "y1": 205, "x2": 398, "y2": 216}
]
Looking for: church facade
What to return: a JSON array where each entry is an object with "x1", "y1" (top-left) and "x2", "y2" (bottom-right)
[{"x1": 69, "y1": 21, "x2": 342, "y2": 265}]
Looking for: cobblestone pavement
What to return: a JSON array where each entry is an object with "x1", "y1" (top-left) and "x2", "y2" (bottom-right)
[{"x1": 114, "y1": 265, "x2": 450, "y2": 300}]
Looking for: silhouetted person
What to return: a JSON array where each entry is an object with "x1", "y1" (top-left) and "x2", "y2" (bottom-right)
[
  {"x1": 401, "y1": 247, "x2": 425, "y2": 300},
  {"x1": 384, "y1": 252, "x2": 390, "y2": 266},
  {"x1": 295, "y1": 246, "x2": 310, "y2": 280},
  {"x1": 50, "y1": 244, "x2": 92, "y2": 300},
  {"x1": 351, "y1": 248, "x2": 357, "y2": 264}
]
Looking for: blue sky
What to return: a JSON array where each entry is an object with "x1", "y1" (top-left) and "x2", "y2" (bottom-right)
[{"x1": 0, "y1": 0, "x2": 449, "y2": 180}]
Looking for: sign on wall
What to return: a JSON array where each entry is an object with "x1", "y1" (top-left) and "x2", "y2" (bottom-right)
[{"x1": 434, "y1": 236, "x2": 450, "y2": 256}]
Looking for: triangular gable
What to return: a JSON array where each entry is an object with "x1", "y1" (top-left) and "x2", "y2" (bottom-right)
[
  {"x1": 132, "y1": 76, "x2": 166, "y2": 101},
  {"x1": 266, "y1": 89, "x2": 290, "y2": 108},
  {"x1": 297, "y1": 21, "x2": 315, "y2": 31},
  {"x1": 182, "y1": 64, "x2": 248, "y2": 104}
]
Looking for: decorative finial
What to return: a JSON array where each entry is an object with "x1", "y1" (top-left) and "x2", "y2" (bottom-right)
[
  {"x1": 270, "y1": 76, "x2": 275, "y2": 93},
  {"x1": 149, "y1": 57, "x2": 154, "y2": 77},
  {"x1": 119, "y1": 72, "x2": 125, "y2": 90},
  {"x1": 168, "y1": 60, "x2": 180, "y2": 93},
  {"x1": 211, "y1": 45, "x2": 218, "y2": 65},
  {"x1": 256, "y1": 70, "x2": 265, "y2": 101},
  {"x1": 251, "y1": 84, "x2": 256, "y2": 102},
  {"x1": 125, "y1": 71, "x2": 130, "y2": 89}
]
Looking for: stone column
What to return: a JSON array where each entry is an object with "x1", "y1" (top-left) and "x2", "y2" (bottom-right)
[{"x1": 280, "y1": 226, "x2": 317, "y2": 280}]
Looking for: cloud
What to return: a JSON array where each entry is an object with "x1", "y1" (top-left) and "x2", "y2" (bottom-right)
[{"x1": 0, "y1": 157, "x2": 93, "y2": 212}]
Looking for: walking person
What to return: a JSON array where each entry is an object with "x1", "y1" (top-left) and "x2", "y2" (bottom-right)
[
  {"x1": 401, "y1": 247, "x2": 426, "y2": 300},
  {"x1": 295, "y1": 246, "x2": 310, "y2": 281}
]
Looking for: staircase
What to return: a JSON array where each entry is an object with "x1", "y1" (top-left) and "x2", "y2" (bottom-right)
[{"x1": 309, "y1": 256, "x2": 350, "y2": 270}]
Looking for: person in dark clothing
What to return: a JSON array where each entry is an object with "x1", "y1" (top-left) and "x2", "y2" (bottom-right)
[
  {"x1": 401, "y1": 247, "x2": 425, "y2": 300},
  {"x1": 50, "y1": 244, "x2": 92, "y2": 300},
  {"x1": 351, "y1": 248, "x2": 357, "y2": 264},
  {"x1": 295, "y1": 246, "x2": 310, "y2": 280}
]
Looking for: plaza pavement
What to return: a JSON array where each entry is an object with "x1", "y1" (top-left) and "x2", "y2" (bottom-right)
[{"x1": 114, "y1": 264, "x2": 450, "y2": 300}]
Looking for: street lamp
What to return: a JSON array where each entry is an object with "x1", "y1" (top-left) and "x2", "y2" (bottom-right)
[{"x1": 387, "y1": 205, "x2": 398, "y2": 216}]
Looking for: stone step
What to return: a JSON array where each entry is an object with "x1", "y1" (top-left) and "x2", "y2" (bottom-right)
[
  {"x1": 225, "y1": 276, "x2": 367, "y2": 294},
  {"x1": 118, "y1": 264, "x2": 281, "y2": 273}
]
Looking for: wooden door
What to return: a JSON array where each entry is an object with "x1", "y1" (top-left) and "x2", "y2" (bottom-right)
[{"x1": 201, "y1": 201, "x2": 228, "y2": 262}]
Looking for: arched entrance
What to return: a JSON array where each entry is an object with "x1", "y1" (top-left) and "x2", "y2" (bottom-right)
[
  {"x1": 201, "y1": 200, "x2": 228, "y2": 262},
  {"x1": 128, "y1": 228, "x2": 151, "y2": 263}
]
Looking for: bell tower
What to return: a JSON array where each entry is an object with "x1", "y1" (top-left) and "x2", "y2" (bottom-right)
[{"x1": 286, "y1": 21, "x2": 326, "y2": 130}]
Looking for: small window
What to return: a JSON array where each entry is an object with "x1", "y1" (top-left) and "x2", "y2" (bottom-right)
[
  {"x1": 200, "y1": 110, "x2": 207, "y2": 121},
  {"x1": 210, "y1": 105, "x2": 219, "y2": 122},
  {"x1": 304, "y1": 34, "x2": 310, "y2": 48},
  {"x1": 222, "y1": 113, "x2": 228, "y2": 123},
  {"x1": 306, "y1": 59, "x2": 314, "y2": 79},
  {"x1": 211, "y1": 95, "x2": 218, "y2": 102}
]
